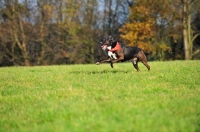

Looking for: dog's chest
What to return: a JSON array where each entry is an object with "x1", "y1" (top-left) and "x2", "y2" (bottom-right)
[{"x1": 107, "y1": 46, "x2": 111, "y2": 50}]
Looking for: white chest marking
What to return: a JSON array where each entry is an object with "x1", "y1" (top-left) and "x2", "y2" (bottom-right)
[
  {"x1": 107, "y1": 46, "x2": 111, "y2": 50},
  {"x1": 108, "y1": 51, "x2": 117, "y2": 59}
]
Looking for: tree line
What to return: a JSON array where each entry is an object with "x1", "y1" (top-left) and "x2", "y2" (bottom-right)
[{"x1": 0, "y1": 0, "x2": 200, "y2": 66}]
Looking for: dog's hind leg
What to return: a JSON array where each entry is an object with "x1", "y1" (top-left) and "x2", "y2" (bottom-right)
[
  {"x1": 131, "y1": 57, "x2": 140, "y2": 72},
  {"x1": 140, "y1": 52, "x2": 150, "y2": 71},
  {"x1": 141, "y1": 61, "x2": 150, "y2": 71},
  {"x1": 138, "y1": 51, "x2": 150, "y2": 71}
]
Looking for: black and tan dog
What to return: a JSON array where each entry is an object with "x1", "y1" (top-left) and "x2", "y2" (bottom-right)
[{"x1": 96, "y1": 36, "x2": 151, "y2": 71}]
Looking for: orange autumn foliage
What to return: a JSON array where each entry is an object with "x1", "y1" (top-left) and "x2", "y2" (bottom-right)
[{"x1": 119, "y1": 4, "x2": 155, "y2": 52}]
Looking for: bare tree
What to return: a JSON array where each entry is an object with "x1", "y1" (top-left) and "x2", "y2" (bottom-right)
[
  {"x1": 181, "y1": 0, "x2": 200, "y2": 59},
  {"x1": 0, "y1": 0, "x2": 31, "y2": 65}
]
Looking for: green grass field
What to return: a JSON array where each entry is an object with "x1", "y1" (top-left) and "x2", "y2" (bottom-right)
[{"x1": 0, "y1": 61, "x2": 200, "y2": 132}]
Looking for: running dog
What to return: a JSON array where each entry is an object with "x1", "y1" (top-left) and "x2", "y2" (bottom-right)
[{"x1": 96, "y1": 36, "x2": 151, "y2": 71}]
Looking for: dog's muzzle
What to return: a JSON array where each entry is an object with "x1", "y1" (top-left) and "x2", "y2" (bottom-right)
[{"x1": 101, "y1": 45, "x2": 107, "y2": 50}]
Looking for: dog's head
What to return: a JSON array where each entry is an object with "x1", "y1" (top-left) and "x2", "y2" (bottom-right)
[
  {"x1": 99, "y1": 36, "x2": 114, "y2": 50},
  {"x1": 99, "y1": 40, "x2": 107, "y2": 50}
]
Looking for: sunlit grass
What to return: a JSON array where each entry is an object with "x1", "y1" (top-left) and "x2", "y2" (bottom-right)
[{"x1": 0, "y1": 61, "x2": 200, "y2": 132}]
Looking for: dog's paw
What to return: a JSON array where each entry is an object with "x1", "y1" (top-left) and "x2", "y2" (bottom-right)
[
  {"x1": 110, "y1": 63, "x2": 113, "y2": 68},
  {"x1": 96, "y1": 62, "x2": 100, "y2": 65}
]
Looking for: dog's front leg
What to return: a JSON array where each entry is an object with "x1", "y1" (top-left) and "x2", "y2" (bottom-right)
[
  {"x1": 96, "y1": 57, "x2": 111, "y2": 65},
  {"x1": 111, "y1": 51, "x2": 124, "y2": 63},
  {"x1": 111, "y1": 57, "x2": 124, "y2": 63},
  {"x1": 111, "y1": 53, "x2": 124, "y2": 63},
  {"x1": 110, "y1": 61, "x2": 113, "y2": 68}
]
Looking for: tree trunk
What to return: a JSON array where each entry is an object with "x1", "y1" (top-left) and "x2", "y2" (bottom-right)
[
  {"x1": 18, "y1": 12, "x2": 30, "y2": 66},
  {"x1": 37, "y1": 1, "x2": 46, "y2": 65},
  {"x1": 11, "y1": 3, "x2": 30, "y2": 66},
  {"x1": 182, "y1": 0, "x2": 191, "y2": 60},
  {"x1": 187, "y1": 2, "x2": 193, "y2": 59}
]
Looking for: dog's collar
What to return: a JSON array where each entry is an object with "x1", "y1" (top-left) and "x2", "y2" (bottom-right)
[{"x1": 109, "y1": 42, "x2": 121, "y2": 52}]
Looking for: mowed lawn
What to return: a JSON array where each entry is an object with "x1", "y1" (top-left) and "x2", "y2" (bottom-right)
[{"x1": 0, "y1": 61, "x2": 200, "y2": 132}]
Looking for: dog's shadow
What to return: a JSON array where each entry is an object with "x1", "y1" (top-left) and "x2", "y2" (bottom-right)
[{"x1": 70, "y1": 69, "x2": 129, "y2": 75}]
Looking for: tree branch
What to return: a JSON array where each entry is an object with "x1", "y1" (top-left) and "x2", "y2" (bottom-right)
[
  {"x1": 192, "y1": 49, "x2": 200, "y2": 57},
  {"x1": 192, "y1": 32, "x2": 200, "y2": 42}
]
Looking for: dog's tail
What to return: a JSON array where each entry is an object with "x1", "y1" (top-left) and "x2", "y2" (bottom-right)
[{"x1": 144, "y1": 51, "x2": 152, "y2": 56}]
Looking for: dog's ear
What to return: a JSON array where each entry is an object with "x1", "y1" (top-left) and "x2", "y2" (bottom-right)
[
  {"x1": 108, "y1": 35, "x2": 113, "y2": 42},
  {"x1": 100, "y1": 38, "x2": 106, "y2": 45},
  {"x1": 108, "y1": 35, "x2": 112, "y2": 40},
  {"x1": 102, "y1": 38, "x2": 106, "y2": 43}
]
